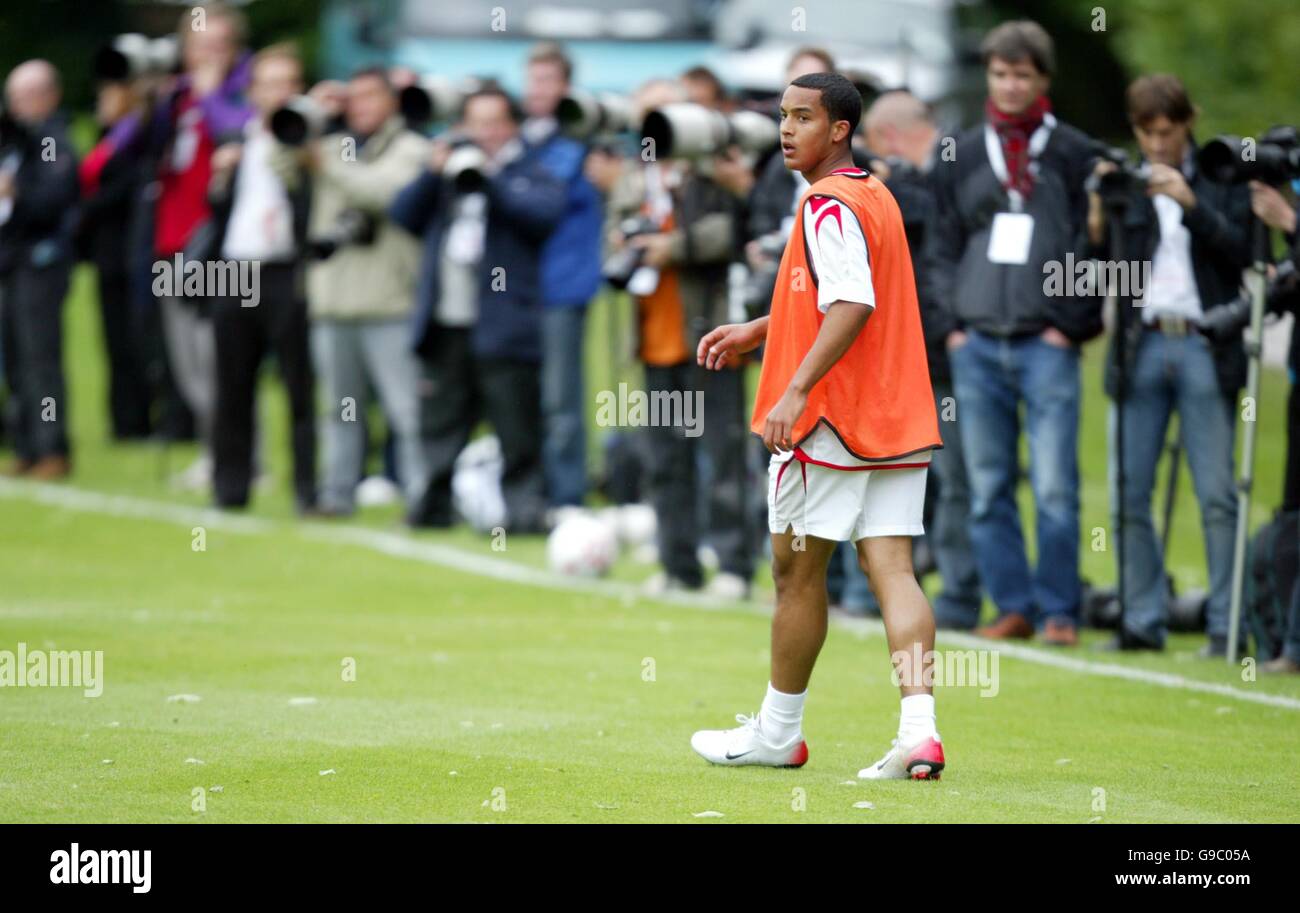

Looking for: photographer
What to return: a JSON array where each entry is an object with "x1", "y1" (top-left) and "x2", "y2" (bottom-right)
[
  {"x1": 1088, "y1": 75, "x2": 1253, "y2": 655},
  {"x1": 605, "y1": 72, "x2": 754, "y2": 598},
  {"x1": 926, "y1": 20, "x2": 1099, "y2": 646},
  {"x1": 206, "y1": 45, "x2": 316, "y2": 513},
  {"x1": 520, "y1": 43, "x2": 604, "y2": 510},
  {"x1": 77, "y1": 75, "x2": 152, "y2": 442},
  {"x1": 0, "y1": 60, "x2": 80, "y2": 479},
  {"x1": 296, "y1": 67, "x2": 429, "y2": 517},
  {"x1": 1248, "y1": 181, "x2": 1300, "y2": 673},
  {"x1": 145, "y1": 2, "x2": 254, "y2": 490},
  {"x1": 391, "y1": 84, "x2": 565, "y2": 533}
]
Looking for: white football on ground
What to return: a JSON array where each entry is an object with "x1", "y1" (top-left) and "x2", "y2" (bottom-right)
[{"x1": 547, "y1": 513, "x2": 619, "y2": 578}]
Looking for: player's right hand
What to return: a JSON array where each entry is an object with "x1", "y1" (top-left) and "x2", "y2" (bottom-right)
[{"x1": 697, "y1": 319, "x2": 766, "y2": 370}]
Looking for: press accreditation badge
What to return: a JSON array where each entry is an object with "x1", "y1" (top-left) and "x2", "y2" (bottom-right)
[{"x1": 987, "y1": 212, "x2": 1034, "y2": 265}]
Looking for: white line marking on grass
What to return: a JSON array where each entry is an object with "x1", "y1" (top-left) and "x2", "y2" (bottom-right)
[{"x1": 4, "y1": 478, "x2": 1298, "y2": 711}]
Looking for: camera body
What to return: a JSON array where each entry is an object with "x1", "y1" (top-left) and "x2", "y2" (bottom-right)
[
  {"x1": 308, "y1": 208, "x2": 377, "y2": 260},
  {"x1": 602, "y1": 214, "x2": 660, "y2": 290},
  {"x1": 1086, "y1": 145, "x2": 1153, "y2": 201}
]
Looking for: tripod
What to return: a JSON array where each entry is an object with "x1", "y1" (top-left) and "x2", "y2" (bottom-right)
[{"x1": 1226, "y1": 220, "x2": 1274, "y2": 663}]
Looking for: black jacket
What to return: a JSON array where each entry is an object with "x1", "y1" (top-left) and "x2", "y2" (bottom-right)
[
  {"x1": 390, "y1": 151, "x2": 566, "y2": 364},
  {"x1": 926, "y1": 117, "x2": 1101, "y2": 343},
  {"x1": 886, "y1": 161, "x2": 955, "y2": 381},
  {"x1": 0, "y1": 113, "x2": 80, "y2": 275},
  {"x1": 1097, "y1": 149, "x2": 1254, "y2": 400}
]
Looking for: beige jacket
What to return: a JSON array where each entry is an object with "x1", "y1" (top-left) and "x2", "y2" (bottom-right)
[{"x1": 304, "y1": 115, "x2": 429, "y2": 320}]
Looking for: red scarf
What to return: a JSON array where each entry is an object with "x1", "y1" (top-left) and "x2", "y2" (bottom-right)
[{"x1": 985, "y1": 95, "x2": 1051, "y2": 199}]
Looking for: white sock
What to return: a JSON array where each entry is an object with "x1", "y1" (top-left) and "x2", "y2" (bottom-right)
[
  {"x1": 898, "y1": 693, "x2": 937, "y2": 744},
  {"x1": 759, "y1": 682, "x2": 805, "y2": 744}
]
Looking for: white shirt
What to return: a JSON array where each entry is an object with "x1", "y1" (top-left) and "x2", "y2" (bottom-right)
[
  {"x1": 1140, "y1": 191, "x2": 1202, "y2": 321},
  {"x1": 222, "y1": 121, "x2": 295, "y2": 262},
  {"x1": 802, "y1": 189, "x2": 875, "y2": 314}
]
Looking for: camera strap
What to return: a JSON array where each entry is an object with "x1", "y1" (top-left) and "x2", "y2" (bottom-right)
[{"x1": 984, "y1": 112, "x2": 1056, "y2": 213}]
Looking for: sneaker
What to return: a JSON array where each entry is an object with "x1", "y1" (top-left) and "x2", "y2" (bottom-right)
[
  {"x1": 705, "y1": 572, "x2": 750, "y2": 601},
  {"x1": 690, "y1": 712, "x2": 809, "y2": 768},
  {"x1": 858, "y1": 733, "x2": 945, "y2": 780}
]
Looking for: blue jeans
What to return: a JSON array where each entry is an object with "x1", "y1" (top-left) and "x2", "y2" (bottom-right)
[
  {"x1": 949, "y1": 329, "x2": 1081, "y2": 626},
  {"x1": 1108, "y1": 330, "x2": 1238, "y2": 646},
  {"x1": 541, "y1": 306, "x2": 589, "y2": 507}
]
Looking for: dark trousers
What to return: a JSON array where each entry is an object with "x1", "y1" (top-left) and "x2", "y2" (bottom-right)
[
  {"x1": 96, "y1": 265, "x2": 152, "y2": 439},
  {"x1": 211, "y1": 264, "x2": 315, "y2": 509},
  {"x1": 643, "y1": 361, "x2": 753, "y2": 586},
  {"x1": 1, "y1": 264, "x2": 71, "y2": 461},
  {"x1": 412, "y1": 326, "x2": 546, "y2": 531}
]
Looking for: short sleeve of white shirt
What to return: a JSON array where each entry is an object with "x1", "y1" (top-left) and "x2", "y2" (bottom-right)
[{"x1": 803, "y1": 195, "x2": 875, "y2": 314}]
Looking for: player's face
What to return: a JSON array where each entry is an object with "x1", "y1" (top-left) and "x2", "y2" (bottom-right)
[{"x1": 779, "y1": 85, "x2": 844, "y2": 173}]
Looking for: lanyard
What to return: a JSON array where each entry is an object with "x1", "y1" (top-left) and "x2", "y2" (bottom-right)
[{"x1": 984, "y1": 111, "x2": 1056, "y2": 213}]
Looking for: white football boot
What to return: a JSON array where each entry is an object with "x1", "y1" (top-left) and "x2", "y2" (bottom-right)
[
  {"x1": 691, "y1": 713, "x2": 809, "y2": 767},
  {"x1": 857, "y1": 733, "x2": 945, "y2": 780}
]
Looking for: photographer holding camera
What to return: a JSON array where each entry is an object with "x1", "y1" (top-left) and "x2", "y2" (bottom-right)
[
  {"x1": 294, "y1": 67, "x2": 429, "y2": 517},
  {"x1": 206, "y1": 44, "x2": 316, "y2": 513},
  {"x1": 0, "y1": 60, "x2": 80, "y2": 479},
  {"x1": 391, "y1": 84, "x2": 566, "y2": 534},
  {"x1": 1087, "y1": 75, "x2": 1254, "y2": 655},
  {"x1": 144, "y1": 2, "x2": 254, "y2": 490},
  {"x1": 1243, "y1": 179, "x2": 1300, "y2": 672},
  {"x1": 604, "y1": 71, "x2": 755, "y2": 598}
]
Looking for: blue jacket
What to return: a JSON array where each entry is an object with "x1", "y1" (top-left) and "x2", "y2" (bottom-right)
[
  {"x1": 528, "y1": 132, "x2": 603, "y2": 309},
  {"x1": 390, "y1": 149, "x2": 566, "y2": 363}
]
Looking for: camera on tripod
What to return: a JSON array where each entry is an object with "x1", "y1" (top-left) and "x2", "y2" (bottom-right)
[{"x1": 1199, "y1": 126, "x2": 1300, "y2": 186}]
